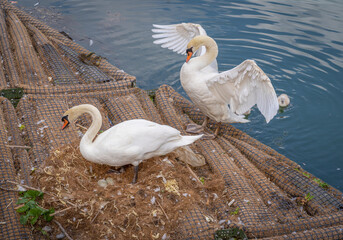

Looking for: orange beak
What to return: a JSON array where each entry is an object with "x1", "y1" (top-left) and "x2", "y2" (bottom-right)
[
  {"x1": 62, "y1": 119, "x2": 69, "y2": 130},
  {"x1": 186, "y1": 51, "x2": 193, "y2": 63},
  {"x1": 61, "y1": 116, "x2": 70, "y2": 130}
]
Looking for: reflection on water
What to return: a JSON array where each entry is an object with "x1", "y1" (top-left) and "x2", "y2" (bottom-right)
[{"x1": 20, "y1": 0, "x2": 343, "y2": 189}]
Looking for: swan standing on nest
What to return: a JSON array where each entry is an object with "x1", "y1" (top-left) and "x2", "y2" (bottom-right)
[
  {"x1": 152, "y1": 23, "x2": 279, "y2": 138},
  {"x1": 61, "y1": 104, "x2": 202, "y2": 183}
]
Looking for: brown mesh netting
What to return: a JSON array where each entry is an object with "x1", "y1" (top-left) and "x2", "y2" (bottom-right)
[
  {"x1": 0, "y1": 97, "x2": 32, "y2": 239},
  {"x1": 154, "y1": 85, "x2": 343, "y2": 239},
  {"x1": 0, "y1": 0, "x2": 136, "y2": 90}
]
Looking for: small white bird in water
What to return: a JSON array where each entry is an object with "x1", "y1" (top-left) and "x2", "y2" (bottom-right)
[
  {"x1": 152, "y1": 23, "x2": 279, "y2": 138},
  {"x1": 278, "y1": 94, "x2": 290, "y2": 107},
  {"x1": 61, "y1": 104, "x2": 202, "y2": 183}
]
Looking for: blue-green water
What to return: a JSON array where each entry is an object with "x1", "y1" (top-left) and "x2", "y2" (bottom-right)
[{"x1": 19, "y1": 0, "x2": 343, "y2": 189}]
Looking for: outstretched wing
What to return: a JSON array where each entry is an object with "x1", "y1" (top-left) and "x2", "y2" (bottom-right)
[
  {"x1": 206, "y1": 60, "x2": 279, "y2": 123},
  {"x1": 152, "y1": 23, "x2": 207, "y2": 55},
  {"x1": 152, "y1": 23, "x2": 218, "y2": 71}
]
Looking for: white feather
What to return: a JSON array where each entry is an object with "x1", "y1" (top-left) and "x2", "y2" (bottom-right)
[
  {"x1": 207, "y1": 60, "x2": 278, "y2": 123},
  {"x1": 152, "y1": 23, "x2": 218, "y2": 70}
]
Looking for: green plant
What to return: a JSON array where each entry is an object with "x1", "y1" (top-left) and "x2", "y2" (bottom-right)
[
  {"x1": 305, "y1": 193, "x2": 314, "y2": 202},
  {"x1": 294, "y1": 168, "x2": 310, "y2": 177},
  {"x1": 0, "y1": 88, "x2": 24, "y2": 108},
  {"x1": 16, "y1": 190, "x2": 54, "y2": 225},
  {"x1": 199, "y1": 177, "x2": 205, "y2": 184},
  {"x1": 230, "y1": 207, "x2": 239, "y2": 215},
  {"x1": 313, "y1": 178, "x2": 329, "y2": 189},
  {"x1": 215, "y1": 228, "x2": 247, "y2": 240},
  {"x1": 302, "y1": 172, "x2": 310, "y2": 178}
]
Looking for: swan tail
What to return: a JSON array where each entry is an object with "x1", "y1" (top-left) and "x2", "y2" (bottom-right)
[{"x1": 178, "y1": 134, "x2": 203, "y2": 147}]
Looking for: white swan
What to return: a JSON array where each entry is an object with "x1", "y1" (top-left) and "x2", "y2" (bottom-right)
[
  {"x1": 152, "y1": 23, "x2": 278, "y2": 138},
  {"x1": 61, "y1": 104, "x2": 202, "y2": 183}
]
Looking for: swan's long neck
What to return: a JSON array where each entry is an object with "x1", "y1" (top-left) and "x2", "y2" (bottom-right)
[
  {"x1": 190, "y1": 36, "x2": 218, "y2": 70},
  {"x1": 76, "y1": 105, "x2": 102, "y2": 148}
]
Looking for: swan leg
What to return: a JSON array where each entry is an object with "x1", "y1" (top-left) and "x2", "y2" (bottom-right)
[
  {"x1": 131, "y1": 165, "x2": 139, "y2": 184},
  {"x1": 186, "y1": 124, "x2": 204, "y2": 134},
  {"x1": 214, "y1": 122, "x2": 222, "y2": 136},
  {"x1": 200, "y1": 122, "x2": 221, "y2": 140},
  {"x1": 202, "y1": 116, "x2": 209, "y2": 128}
]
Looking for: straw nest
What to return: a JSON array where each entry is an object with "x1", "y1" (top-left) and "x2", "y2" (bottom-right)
[{"x1": 31, "y1": 142, "x2": 235, "y2": 239}]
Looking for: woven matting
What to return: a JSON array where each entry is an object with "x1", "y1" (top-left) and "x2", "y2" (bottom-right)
[
  {"x1": 0, "y1": 0, "x2": 136, "y2": 91},
  {"x1": 154, "y1": 85, "x2": 343, "y2": 239},
  {"x1": 0, "y1": 97, "x2": 32, "y2": 240},
  {"x1": 1, "y1": 84, "x2": 341, "y2": 239}
]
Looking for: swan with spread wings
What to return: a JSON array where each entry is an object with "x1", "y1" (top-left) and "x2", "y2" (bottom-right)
[{"x1": 152, "y1": 23, "x2": 278, "y2": 138}]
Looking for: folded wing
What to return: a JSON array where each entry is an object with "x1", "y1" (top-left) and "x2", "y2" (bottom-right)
[{"x1": 206, "y1": 60, "x2": 279, "y2": 123}]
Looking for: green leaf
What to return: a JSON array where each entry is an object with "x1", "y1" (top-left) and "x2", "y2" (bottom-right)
[
  {"x1": 44, "y1": 215, "x2": 54, "y2": 222},
  {"x1": 26, "y1": 200, "x2": 37, "y2": 209},
  {"x1": 30, "y1": 215, "x2": 39, "y2": 225},
  {"x1": 16, "y1": 205, "x2": 30, "y2": 213},
  {"x1": 43, "y1": 214, "x2": 54, "y2": 222},
  {"x1": 23, "y1": 190, "x2": 43, "y2": 199},
  {"x1": 43, "y1": 208, "x2": 55, "y2": 222},
  {"x1": 20, "y1": 215, "x2": 29, "y2": 225},
  {"x1": 230, "y1": 207, "x2": 240, "y2": 215},
  {"x1": 28, "y1": 208, "x2": 43, "y2": 217},
  {"x1": 16, "y1": 197, "x2": 29, "y2": 204},
  {"x1": 199, "y1": 177, "x2": 205, "y2": 184},
  {"x1": 37, "y1": 206, "x2": 47, "y2": 213},
  {"x1": 215, "y1": 228, "x2": 248, "y2": 240}
]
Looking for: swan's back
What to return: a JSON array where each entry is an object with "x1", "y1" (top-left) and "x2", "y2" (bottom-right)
[{"x1": 93, "y1": 119, "x2": 201, "y2": 165}]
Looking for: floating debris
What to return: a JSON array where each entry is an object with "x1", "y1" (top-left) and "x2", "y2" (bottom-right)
[{"x1": 278, "y1": 94, "x2": 290, "y2": 107}]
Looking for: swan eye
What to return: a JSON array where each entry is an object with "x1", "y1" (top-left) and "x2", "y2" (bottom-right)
[
  {"x1": 186, "y1": 47, "x2": 193, "y2": 54},
  {"x1": 61, "y1": 115, "x2": 68, "y2": 122}
]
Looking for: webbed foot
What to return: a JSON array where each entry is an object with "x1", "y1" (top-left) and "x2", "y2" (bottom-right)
[
  {"x1": 186, "y1": 124, "x2": 204, "y2": 134},
  {"x1": 200, "y1": 133, "x2": 216, "y2": 140}
]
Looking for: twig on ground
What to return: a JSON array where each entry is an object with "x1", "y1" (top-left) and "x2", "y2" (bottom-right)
[
  {"x1": 156, "y1": 200, "x2": 170, "y2": 221},
  {"x1": 5, "y1": 180, "x2": 44, "y2": 193},
  {"x1": 0, "y1": 185, "x2": 21, "y2": 192},
  {"x1": 91, "y1": 202, "x2": 109, "y2": 223},
  {"x1": 6, "y1": 199, "x2": 13, "y2": 209},
  {"x1": 186, "y1": 164, "x2": 203, "y2": 185},
  {"x1": 50, "y1": 207, "x2": 72, "y2": 216},
  {"x1": 90, "y1": 210, "x2": 101, "y2": 224},
  {"x1": 53, "y1": 220, "x2": 74, "y2": 240}
]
